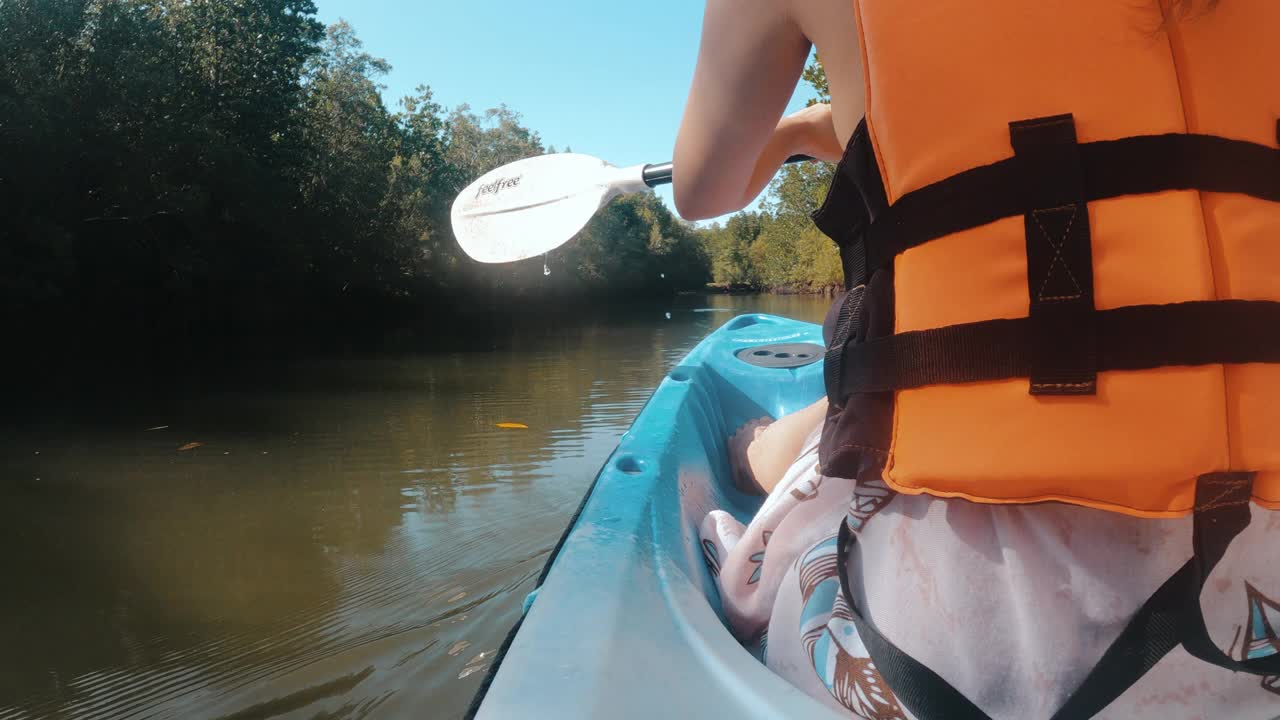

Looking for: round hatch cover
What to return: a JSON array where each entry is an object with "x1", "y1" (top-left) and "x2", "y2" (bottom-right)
[{"x1": 734, "y1": 343, "x2": 825, "y2": 368}]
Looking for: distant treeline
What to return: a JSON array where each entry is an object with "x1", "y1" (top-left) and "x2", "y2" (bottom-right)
[
  {"x1": 0, "y1": 0, "x2": 711, "y2": 348},
  {"x1": 697, "y1": 161, "x2": 841, "y2": 294}
]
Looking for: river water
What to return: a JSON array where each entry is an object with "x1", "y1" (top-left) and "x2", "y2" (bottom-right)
[{"x1": 0, "y1": 293, "x2": 830, "y2": 720}]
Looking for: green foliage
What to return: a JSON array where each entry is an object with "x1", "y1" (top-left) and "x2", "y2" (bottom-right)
[
  {"x1": 695, "y1": 55, "x2": 842, "y2": 293},
  {"x1": 801, "y1": 54, "x2": 831, "y2": 105},
  {"x1": 565, "y1": 193, "x2": 709, "y2": 296},
  {"x1": 0, "y1": 1, "x2": 706, "y2": 345},
  {"x1": 701, "y1": 213, "x2": 763, "y2": 287},
  {"x1": 444, "y1": 104, "x2": 544, "y2": 184}
]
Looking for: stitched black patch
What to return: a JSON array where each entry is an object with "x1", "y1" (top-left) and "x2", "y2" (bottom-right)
[
  {"x1": 1010, "y1": 114, "x2": 1098, "y2": 396},
  {"x1": 1028, "y1": 204, "x2": 1088, "y2": 302}
]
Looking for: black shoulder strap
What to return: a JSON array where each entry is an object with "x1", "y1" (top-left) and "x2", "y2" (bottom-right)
[{"x1": 836, "y1": 473, "x2": 1276, "y2": 720}]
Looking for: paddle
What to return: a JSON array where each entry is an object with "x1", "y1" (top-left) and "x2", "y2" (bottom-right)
[{"x1": 451, "y1": 153, "x2": 812, "y2": 263}]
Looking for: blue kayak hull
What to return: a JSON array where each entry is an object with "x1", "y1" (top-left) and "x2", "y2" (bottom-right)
[{"x1": 470, "y1": 314, "x2": 847, "y2": 719}]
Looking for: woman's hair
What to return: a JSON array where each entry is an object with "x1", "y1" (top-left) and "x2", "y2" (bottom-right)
[
  {"x1": 1169, "y1": 0, "x2": 1219, "y2": 18},
  {"x1": 1155, "y1": 0, "x2": 1218, "y2": 33}
]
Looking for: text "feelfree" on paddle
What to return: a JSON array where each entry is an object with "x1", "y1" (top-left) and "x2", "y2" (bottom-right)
[{"x1": 475, "y1": 175, "x2": 522, "y2": 199}]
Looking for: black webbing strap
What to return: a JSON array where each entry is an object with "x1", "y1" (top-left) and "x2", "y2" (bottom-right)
[
  {"x1": 834, "y1": 299, "x2": 1280, "y2": 398},
  {"x1": 840, "y1": 241, "x2": 868, "y2": 293},
  {"x1": 836, "y1": 515, "x2": 991, "y2": 720},
  {"x1": 1010, "y1": 114, "x2": 1098, "y2": 395},
  {"x1": 1179, "y1": 479, "x2": 1280, "y2": 676},
  {"x1": 823, "y1": 285, "x2": 865, "y2": 403},
  {"x1": 861, "y1": 131, "x2": 1280, "y2": 273},
  {"x1": 836, "y1": 472, "x2": 1270, "y2": 720},
  {"x1": 1052, "y1": 472, "x2": 1280, "y2": 719}
]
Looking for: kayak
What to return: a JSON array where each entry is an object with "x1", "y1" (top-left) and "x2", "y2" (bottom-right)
[{"x1": 466, "y1": 313, "x2": 848, "y2": 719}]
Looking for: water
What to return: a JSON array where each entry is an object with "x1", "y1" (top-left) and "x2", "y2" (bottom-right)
[{"x1": 0, "y1": 294, "x2": 830, "y2": 720}]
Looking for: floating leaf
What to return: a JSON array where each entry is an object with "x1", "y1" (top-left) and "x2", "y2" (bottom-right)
[
  {"x1": 495, "y1": 422, "x2": 528, "y2": 430},
  {"x1": 447, "y1": 591, "x2": 466, "y2": 603},
  {"x1": 458, "y1": 664, "x2": 486, "y2": 680},
  {"x1": 447, "y1": 640, "x2": 470, "y2": 656},
  {"x1": 178, "y1": 442, "x2": 205, "y2": 451}
]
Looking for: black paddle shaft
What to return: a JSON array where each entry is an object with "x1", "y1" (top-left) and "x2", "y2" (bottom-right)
[{"x1": 641, "y1": 154, "x2": 813, "y2": 188}]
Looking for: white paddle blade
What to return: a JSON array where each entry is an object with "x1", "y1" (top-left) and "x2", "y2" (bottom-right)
[{"x1": 451, "y1": 153, "x2": 648, "y2": 263}]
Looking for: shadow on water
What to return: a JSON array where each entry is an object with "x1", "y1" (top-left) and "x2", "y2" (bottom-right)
[{"x1": 0, "y1": 293, "x2": 830, "y2": 720}]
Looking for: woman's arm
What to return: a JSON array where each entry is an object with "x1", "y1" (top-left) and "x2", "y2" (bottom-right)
[{"x1": 673, "y1": 0, "x2": 837, "y2": 220}]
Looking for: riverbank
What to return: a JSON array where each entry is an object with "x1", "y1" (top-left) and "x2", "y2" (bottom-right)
[{"x1": 701, "y1": 282, "x2": 840, "y2": 296}]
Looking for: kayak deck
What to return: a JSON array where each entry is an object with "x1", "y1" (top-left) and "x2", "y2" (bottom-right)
[{"x1": 470, "y1": 314, "x2": 846, "y2": 719}]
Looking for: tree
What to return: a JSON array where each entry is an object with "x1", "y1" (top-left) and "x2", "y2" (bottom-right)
[
  {"x1": 703, "y1": 212, "x2": 764, "y2": 288},
  {"x1": 802, "y1": 53, "x2": 831, "y2": 105},
  {"x1": 567, "y1": 194, "x2": 709, "y2": 296},
  {"x1": 443, "y1": 104, "x2": 545, "y2": 190}
]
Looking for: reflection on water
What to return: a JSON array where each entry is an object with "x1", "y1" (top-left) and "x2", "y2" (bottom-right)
[{"x1": 0, "y1": 293, "x2": 830, "y2": 720}]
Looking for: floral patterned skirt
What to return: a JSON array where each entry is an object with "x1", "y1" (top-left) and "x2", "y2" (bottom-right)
[{"x1": 700, "y1": 425, "x2": 1280, "y2": 720}]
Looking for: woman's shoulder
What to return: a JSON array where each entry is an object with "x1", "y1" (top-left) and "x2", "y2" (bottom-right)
[{"x1": 785, "y1": 0, "x2": 865, "y2": 145}]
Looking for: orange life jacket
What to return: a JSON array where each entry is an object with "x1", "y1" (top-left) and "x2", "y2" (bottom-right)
[
  {"x1": 817, "y1": 0, "x2": 1280, "y2": 517},
  {"x1": 816, "y1": 2, "x2": 1280, "y2": 716}
]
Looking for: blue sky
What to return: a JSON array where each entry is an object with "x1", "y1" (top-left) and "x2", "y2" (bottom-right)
[{"x1": 314, "y1": 0, "x2": 818, "y2": 223}]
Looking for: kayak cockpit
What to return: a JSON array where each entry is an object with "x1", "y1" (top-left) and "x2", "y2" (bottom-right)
[{"x1": 469, "y1": 314, "x2": 844, "y2": 719}]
